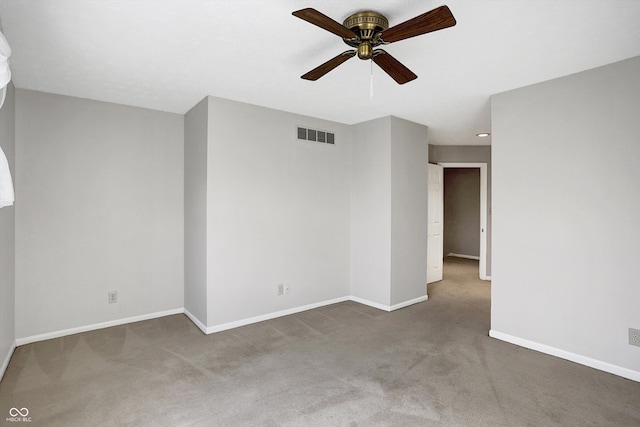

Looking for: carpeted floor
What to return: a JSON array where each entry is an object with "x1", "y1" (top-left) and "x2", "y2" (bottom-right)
[{"x1": 1, "y1": 257, "x2": 639, "y2": 426}]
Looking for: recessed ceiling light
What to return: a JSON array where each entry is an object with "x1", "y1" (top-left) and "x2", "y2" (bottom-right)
[{"x1": 476, "y1": 132, "x2": 490, "y2": 138}]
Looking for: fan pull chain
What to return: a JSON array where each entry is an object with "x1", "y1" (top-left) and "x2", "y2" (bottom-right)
[{"x1": 370, "y1": 60, "x2": 374, "y2": 99}]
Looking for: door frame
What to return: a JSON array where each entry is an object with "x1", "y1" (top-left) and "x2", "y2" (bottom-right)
[
  {"x1": 438, "y1": 162, "x2": 489, "y2": 281},
  {"x1": 427, "y1": 163, "x2": 444, "y2": 284}
]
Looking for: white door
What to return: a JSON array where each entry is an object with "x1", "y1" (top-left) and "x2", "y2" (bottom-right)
[{"x1": 427, "y1": 163, "x2": 444, "y2": 284}]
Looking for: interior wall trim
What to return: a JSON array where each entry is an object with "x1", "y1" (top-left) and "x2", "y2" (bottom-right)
[
  {"x1": 10, "y1": 294, "x2": 432, "y2": 353},
  {"x1": 390, "y1": 295, "x2": 429, "y2": 311},
  {"x1": 183, "y1": 308, "x2": 207, "y2": 334},
  {"x1": 349, "y1": 296, "x2": 391, "y2": 312},
  {"x1": 438, "y1": 162, "x2": 489, "y2": 281},
  {"x1": 349, "y1": 295, "x2": 428, "y2": 312},
  {"x1": 447, "y1": 253, "x2": 480, "y2": 260},
  {"x1": 204, "y1": 296, "x2": 351, "y2": 334},
  {"x1": 489, "y1": 330, "x2": 640, "y2": 383},
  {"x1": 0, "y1": 341, "x2": 16, "y2": 382},
  {"x1": 14, "y1": 308, "x2": 184, "y2": 346}
]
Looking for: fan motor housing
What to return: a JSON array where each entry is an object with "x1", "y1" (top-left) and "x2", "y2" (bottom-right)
[{"x1": 342, "y1": 11, "x2": 389, "y2": 59}]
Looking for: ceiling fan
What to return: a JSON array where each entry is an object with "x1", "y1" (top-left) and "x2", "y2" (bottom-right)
[{"x1": 292, "y1": 5, "x2": 456, "y2": 84}]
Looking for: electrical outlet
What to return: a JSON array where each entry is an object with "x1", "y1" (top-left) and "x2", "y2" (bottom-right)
[
  {"x1": 630, "y1": 328, "x2": 640, "y2": 347},
  {"x1": 277, "y1": 284, "x2": 284, "y2": 296},
  {"x1": 108, "y1": 291, "x2": 117, "y2": 304},
  {"x1": 284, "y1": 284, "x2": 291, "y2": 294}
]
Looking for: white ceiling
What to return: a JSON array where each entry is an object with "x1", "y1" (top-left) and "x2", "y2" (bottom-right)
[{"x1": 1, "y1": 0, "x2": 639, "y2": 145}]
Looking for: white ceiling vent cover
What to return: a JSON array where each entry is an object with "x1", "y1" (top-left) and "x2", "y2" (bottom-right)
[{"x1": 297, "y1": 126, "x2": 335, "y2": 144}]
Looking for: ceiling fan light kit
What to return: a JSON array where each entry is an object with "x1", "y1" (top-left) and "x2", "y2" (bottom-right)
[{"x1": 293, "y1": 5, "x2": 456, "y2": 84}]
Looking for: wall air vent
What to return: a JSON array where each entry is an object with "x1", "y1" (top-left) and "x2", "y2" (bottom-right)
[{"x1": 296, "y1": 127, "x2": 335, "y2": 145}]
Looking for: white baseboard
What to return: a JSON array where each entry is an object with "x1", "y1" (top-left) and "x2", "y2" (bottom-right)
[
  {"x1": 349, "y1": 295, "x2": 428, "y2": 312},
  {"x1": 205, "y1": 296, "x2": 350, "y2": 334},
  {"x1": 11, "y1": 294, "x2": 431, "y2": 350},
  {"x1": 447, "y1": 253, "x2": 480, "y2": 260},
  {"x1": 481, "y1": 275, "x2": 492, "y2": 281},
  {"x1": 349, "y1": 296, "x2": 391, "y2": 312},
  {"x1": 183, "y1": 308, "x2": 207, "y2": 334},
  {"x1": 205, "y1": 294, "x2": 428, "y2": 333},
  {"x1": 1, "y1": 341, "x2": 16, "y2": 382},
  {"x1": 15, "y1": 308, "x2": 184, "y2": 346},
  {"x1": 390, "y1": 295, "x2": 429, "y2": 311},
  {"x1": 489, "y1": 330, "x2": 640, "y2": 383}
]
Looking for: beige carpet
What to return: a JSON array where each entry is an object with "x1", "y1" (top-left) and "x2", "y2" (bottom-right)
[{"x1": 1, "y1": 257, "x2": 639, "y2": 426}]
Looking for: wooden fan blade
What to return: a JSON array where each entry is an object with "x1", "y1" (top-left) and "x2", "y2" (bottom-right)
[
  {"x1": 301, "y1": 51, "x2": 357, "y2": 81},
  {"x1": 372, "y1": 50, "x2": 417, "y2": 84},
  {"x1": 292, "y1": 8, "x2": 357, "y2": 39},
  {"x1": 380, "y1": 5, "x2": 456, "y2": 43}
]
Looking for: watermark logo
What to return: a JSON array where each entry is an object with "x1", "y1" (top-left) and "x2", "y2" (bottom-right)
[
  {"x1": 9, "y1": 409, "x2": 28, "y2": 417},
  {"x1": 6, "y1": 407, "x2": 31, "y2": 423}
]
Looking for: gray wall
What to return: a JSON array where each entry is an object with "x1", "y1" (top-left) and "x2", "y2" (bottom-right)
[
  {"x1": 429, "y1": 145, "x2": 491, "y2": 275},
  {"x1": 0, "y1": 83, "x2": 15, "y2": 376},
  {"x1": 205, "y1": 96, "x2": 352, "y2": 327},
  {"x1": 491, "y1": 56, "x2": 640, "y2": 378},
  {"x1": 14, "y1": 90, "x2": 184, "y2": 339},
  {"x1": 4, "y1": 88, "x2": 431, "y2": 347},
  {"x1": 184, "y1": 103, "x2": 429, "y2": 329},
  {"x1": 351, "y1": 117, "x2": 392, "y2": 306},
  {"x1": 184, "y1": 97, "x2": 208, "y2": 326},
  {"x1": 444, "y1": 168, "x2": 480, "y2": 257},
  {"x1": 351, "y1": 116, "x2": 429, "y2": 308},
  {"x1": 390, "y1": 116, "x2": 428, "y2": 306}
]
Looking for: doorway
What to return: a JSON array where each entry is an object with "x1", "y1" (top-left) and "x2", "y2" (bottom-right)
[{"x1": 429, "y1": 162, "x2": 488, "y2": 281}]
